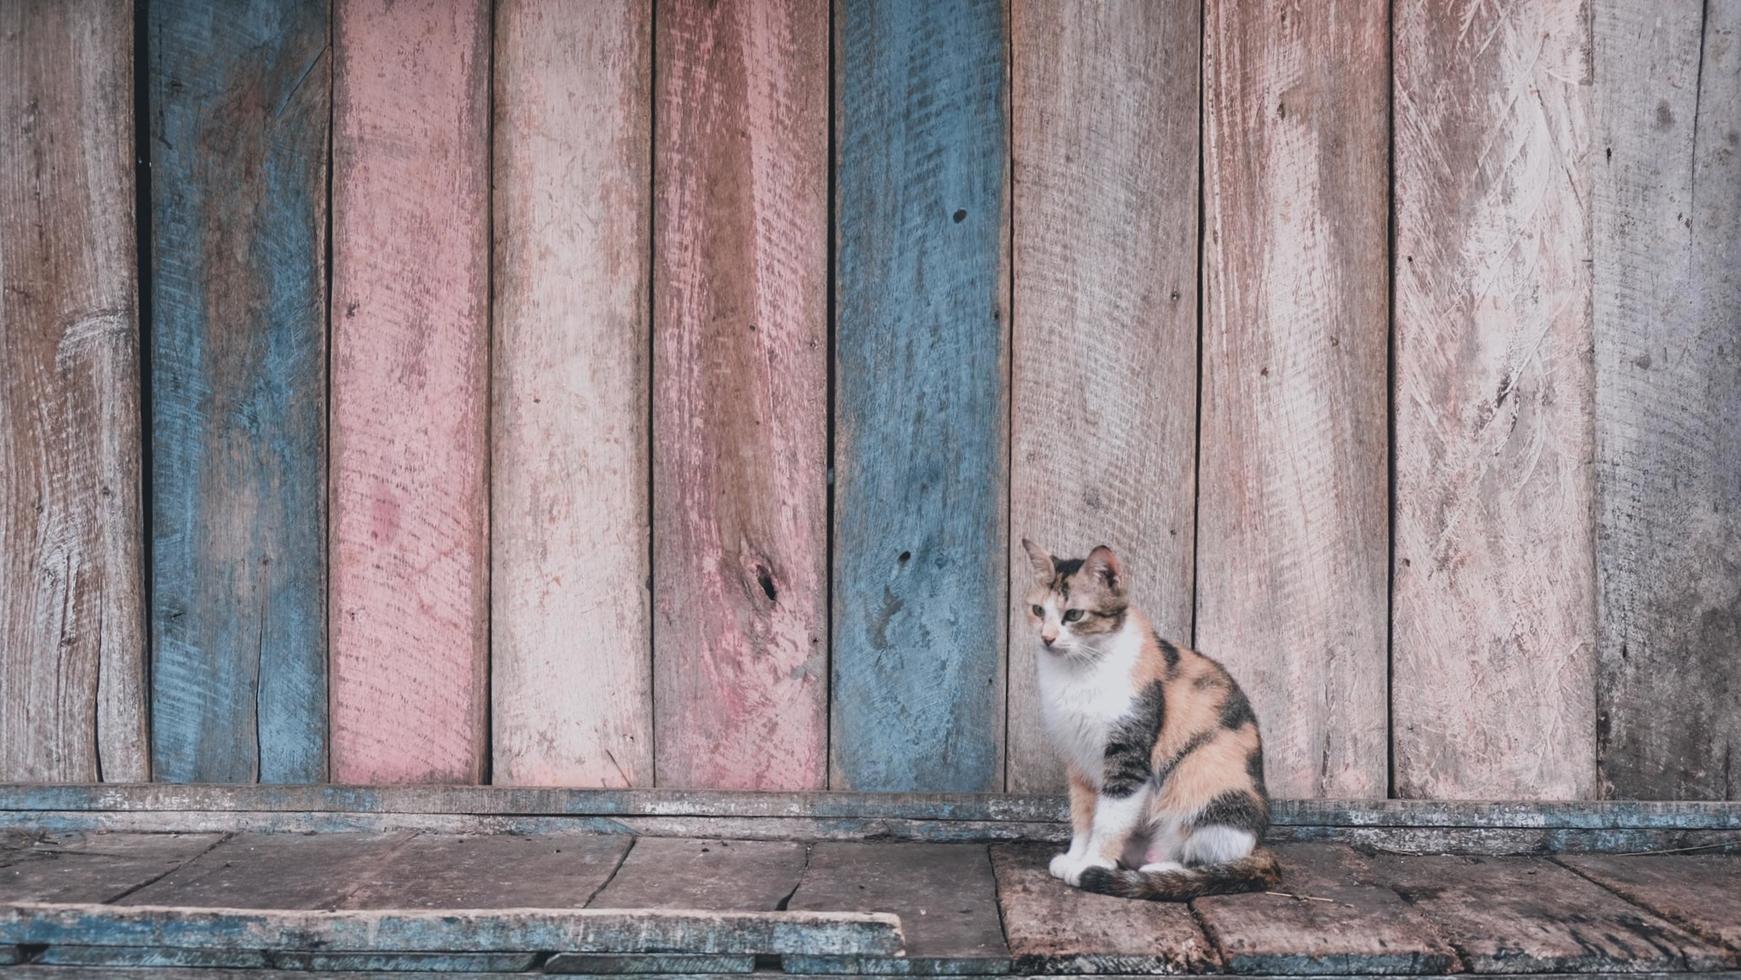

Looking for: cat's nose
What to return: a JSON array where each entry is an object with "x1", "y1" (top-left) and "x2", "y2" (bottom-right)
[{"x1": 1041, "y1": 632, "x2": 1057, "y2": 647}]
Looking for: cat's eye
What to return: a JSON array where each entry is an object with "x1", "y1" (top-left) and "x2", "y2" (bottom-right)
[
  {"x1": 1063, "y1": 609, "x2": 1085, "y2": 623},
  {"x1": 1030, "y1": 604, "x2": 1044, "y2": 617}
]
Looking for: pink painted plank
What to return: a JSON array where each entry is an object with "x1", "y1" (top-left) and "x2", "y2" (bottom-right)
[
  {"x1": 492, "y1": 0, "x2": 654, "y2": 787},
  {"x1": 652, "y1": 0, "x2": 829, "y2": 789},
  {"x1": 1392, "y1": 0, "x2": 1597, "y2": 799},
  {"x1": 330, "y1": 0, "x2": 490, "y2": 784},
  {"x1": 1198, "y1": 0, "x2": 1390, "y2": 798},
  {"x1": 1008, "y1": 0, "x2": 1201, "y2": 793}
]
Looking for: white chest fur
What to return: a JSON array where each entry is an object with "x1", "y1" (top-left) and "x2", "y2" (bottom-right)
[{"x1": 1035, "y1": 623, "x2": 1142, "y2": 787}]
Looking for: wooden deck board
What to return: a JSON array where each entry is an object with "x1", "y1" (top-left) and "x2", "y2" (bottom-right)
[
  {"x1": 1371, "y1": 854, "x2": 1737, "y2": 973},
  {"x1": 1558, "y1": 855, "x2": 1741, "y2": 952},
  {"x1": 338, "y1": 833, "x2": 631, "y2": 909},
  {"x1": 1192, "y1": 844, "x2": 1460, "y2": 975},
  {"x1": 787, "y1": 843, "x2": 1009, "y2": 974},
  {"x1": 589, "y1": 838, "x2": 808, "y2": 912},
  {"x1": 0, "y1": 903, "x2": 905, "y2": 956},
  {"x1": 2, "y1": 827, "x2": 1741, "y2": 975},
  {"x1": 990, "y1": 844, "x2": 1217, "y2": 975},
  {"x1": 0, "y1": 833, "x2": 220, "y2": 904},
  {"x1": 117, "y1": 832, "x2": 411, "y2": 909}
]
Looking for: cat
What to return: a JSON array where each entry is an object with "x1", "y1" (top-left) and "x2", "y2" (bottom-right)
[{"x1": 1021, "y1": 539, "x2": 1281, "y2": 900}]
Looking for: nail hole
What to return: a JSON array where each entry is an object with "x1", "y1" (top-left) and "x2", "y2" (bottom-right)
[
  {"x1": 756, "y1": 565, "x2": 777, "y2": 602},
  {"x1": 898, "y1": 551, "x2": 911, "y2": 564},
  {"x1": 952, "y1": 209, "x2": 967, "y2": 223}
]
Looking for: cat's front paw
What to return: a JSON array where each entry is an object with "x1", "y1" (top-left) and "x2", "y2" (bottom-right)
[{"x1": 1051, "y1": 854, "x2": 1116, "y2": 887}]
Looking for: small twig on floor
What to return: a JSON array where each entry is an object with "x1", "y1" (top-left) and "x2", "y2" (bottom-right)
[{"x1": 1265, "y1": 890, "x2": 1335, "y2": 902}]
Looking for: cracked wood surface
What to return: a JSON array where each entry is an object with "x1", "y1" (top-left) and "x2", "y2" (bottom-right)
[{"x1": 0, "y1": 0, "x2": 147, "y2": 785}]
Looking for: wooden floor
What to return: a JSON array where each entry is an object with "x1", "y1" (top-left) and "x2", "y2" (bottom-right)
[{"x1": 2, "y1": 830, "x2": 1739, "y2": 977}]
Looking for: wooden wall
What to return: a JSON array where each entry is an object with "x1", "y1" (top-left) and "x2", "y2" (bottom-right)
[{"x1": 0, "y1": 0, "x2": 1736, "y2": 801}]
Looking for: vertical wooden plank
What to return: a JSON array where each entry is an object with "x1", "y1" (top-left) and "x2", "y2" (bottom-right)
[
  {"x1": 1198, "y1": 0, "x2": 1389, "y2": 798},
  {"x1": 1594, "y1": 0, "x2": 1741, "y2": 800},
  {"x1": 330, "y1": 0, "x2": 490, "y2": 783},
  {"x1": 1006, "y1": 2, "x2": 1200, "y2": 793},
  {"x1": 832, "y1": 0, "x2": 1010, "y2": 793},
  {"x1": 1393, "y1": 0, "x2": 1598, "y2": 799},
  {"x1": 148, "y1": 0, "x2": 329, "y2": 785},
  {"x1": 653, "y1": 0, "x2": 829, "y2": 790},
  {"x1": 492, "y1": 0, "x2": 652, "y2": 787},
  {"x1": 0, "y1": 0, "x2": 148, "y2": 783}
]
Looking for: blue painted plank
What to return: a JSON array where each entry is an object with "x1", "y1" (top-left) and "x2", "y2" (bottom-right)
[
  {"x1": 148, "y1": 0, "x2": 329, "y2": 782},
  {"x1": 831, "y1": 0, "x2": 1010, "y2": 792}
]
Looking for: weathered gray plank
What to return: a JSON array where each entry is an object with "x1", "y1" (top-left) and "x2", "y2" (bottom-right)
[
  {"x1": 1372, "y1": 854, "x2": 1735, "y2": 972},
  {"x1": 0, "y1": 833, "x2": 221, "y2": 903},
  {"x1": 1593, "y1": 0, "x2": 1741, "y2": 802},
  {"x1": 0, "y1": 968, "x2": 542, "y2": 980},
  {"x1": 0, "y1": 0, "x2": 148, "y2": 786},
  {"x1": 545, "y1": 952, "x2": 754, "y2": 974},
  {"x1": 7, "y1": 973, "x2": 1741, "y2": 980},
  {"x1": 1559, "y1": 854, "x2": 1741, "y2": 951},
  {"x1": 0, "y1": 811, "x2": 1072, "y2": 844},
  {"x1": 788, "y1": 843, "x2": 1007, "y2": 974},
  {"x1": 33, "y1": 946, "x2": 268, "y2": 969},
  {"x1": 0, "y1": 903, "x2": 904, "y2": 956},
  {"x1": 5, "y1": 786, "x2": 1740, "y2": 831},
  {"x1": 589, "y1": 838, "x2": 807, "y2": 911},
  {"x1": 118, "y1": 832, "x2": 411, "y2": 908},
  {"x1": 1273, "y1": 825, "x2": 1741, "y2": 857},
  {"x1": 271, "y1": 951, "x2": 540, "y2": 972},
  {"x1": 989, "y1": 844, "x2": 1217, "y2": 975},
  {"x1": 1193, "y1": 844, "x2": 1459, "y2": 975},
  {"x1": 339, "y1": 833, "x2": 630, "y2": 909}
]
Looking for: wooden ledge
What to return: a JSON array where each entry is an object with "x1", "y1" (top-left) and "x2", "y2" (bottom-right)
[
  {"x1": 4, "y1": 788, "x2": 1739, "y2": 854},
  {"x1": 4, "y1": 785, "x2": 1739, "y2": 827}
]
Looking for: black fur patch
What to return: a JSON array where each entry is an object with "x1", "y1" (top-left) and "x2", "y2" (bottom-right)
[
  {"x1": 1052, "y1": 558, "x2": 1084, "y2": 598},
  {"x1": 1219, "y1": 686, "x2": 1256, "y2": 730},
  {"x1": 1246, "y1": 744, "x2": 1268, "y2": 793},
  {"x1": 1077, "y1": 865, "x2": 1119, "y2": 894},
  {"x1": 1196, "y1": 789, "x2": 1268, "y2": 836},
  {"x1": 1153, "y1": 633, "x2": 1182, "y2": 672},
  {"x1": 1101, "y1": 681, "x2": 1165, "y2": 797}
]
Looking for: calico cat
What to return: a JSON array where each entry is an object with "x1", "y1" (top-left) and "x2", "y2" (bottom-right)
[{"x1": 1021, "y1": 539, "x2": 1280, "y2": 900}]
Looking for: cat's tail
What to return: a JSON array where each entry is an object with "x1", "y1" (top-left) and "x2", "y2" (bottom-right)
[{"x1": 1076, "y1": 848, "x2": 1281, "y2": 901}]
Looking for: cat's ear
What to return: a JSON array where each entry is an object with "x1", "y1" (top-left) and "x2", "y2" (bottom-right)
[
  {"x1": 1021, "y1": 538, "x2": 1054, "y2": 582},
  {"x1": 1084, "y1": 545, "x2": 1124, "y2": 593}
]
